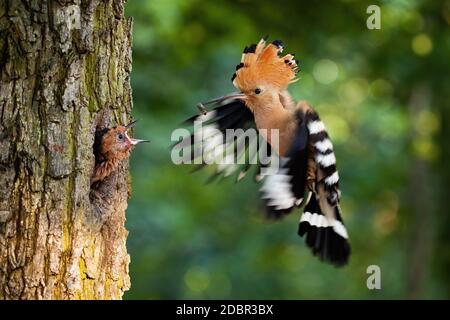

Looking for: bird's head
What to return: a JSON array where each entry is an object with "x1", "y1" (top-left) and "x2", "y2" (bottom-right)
[
  {"x1": 97, "y1": 119, "x2": 149, "y2": 162},
  {"x1": 198, "y1": 37, "x2": 299, "y2": 112}
]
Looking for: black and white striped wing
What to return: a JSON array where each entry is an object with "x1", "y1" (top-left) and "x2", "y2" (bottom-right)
[
  {"x1": 260, "y1": 115, "x2": 309, "y2": 218},
  {"x1": 298, "y1": 111, "x2": 350, "y2": 266},
  {"x1": 174, "y1": 99, "x2": 272, "y2": 182},
  {"x1": 307, "y1": 114, "x2": 341, "y2": 206}
]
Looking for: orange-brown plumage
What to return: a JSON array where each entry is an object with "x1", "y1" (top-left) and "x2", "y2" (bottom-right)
[
  {"x1": 91, "y1": 120, "x2": 148, "y2": 185},
  {"x1": 230, "y1": 38, "x2": 300, "y2": 156},
  {"x1": 233, "y1": 38, "x2": 298, "y2": 94}
]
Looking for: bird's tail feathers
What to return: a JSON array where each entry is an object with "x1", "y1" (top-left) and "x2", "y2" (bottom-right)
[
  {"x1": 304, "y1": 108, "x2": 341, "y2": 206},
  {"x1": 298, "y1": 194, "x2": 350, "y2": 266}
]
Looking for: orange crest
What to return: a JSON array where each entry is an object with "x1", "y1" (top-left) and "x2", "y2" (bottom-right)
[{"x1": 231, "y1": 37, "x2": 299, "y2": 92}]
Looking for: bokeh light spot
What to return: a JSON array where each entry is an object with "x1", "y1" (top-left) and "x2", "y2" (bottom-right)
[
  {"x1": 412, "y1": 138, "x2": 439, "y2": 162},
  {"x1": 369, "y1": 79, "x2": 393, "y2": 98},
  {"x1": 184, "y1": 267, "x2": 211, "y2": 293},
  {"x1": 338, "y1": 78, "x2": 368, "y2": 106},
  {"x1": 412, "y1": 33, "x2": 433, "y2": 56},
  {"x1": 313, "y1": 59, "x2": 339, "y2": 84},
  {"x1": 319, "y1": 110, "x2": 350, "y2": 143},
  {"x1": 415, "y1": 110, "x2": 440, "y2": 136}
]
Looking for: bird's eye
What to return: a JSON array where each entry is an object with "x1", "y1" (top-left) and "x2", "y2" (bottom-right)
[
  {"x1": 117, "y1": 133, "x2": 124, "y2": 140},
  {"x1": 254, "y1": 88, "x2": 262, "y2": 95}
]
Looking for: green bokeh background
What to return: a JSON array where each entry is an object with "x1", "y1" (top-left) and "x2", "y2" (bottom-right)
[{"x1": 124, "y1": 0, "x2": 450, "y2": 299}]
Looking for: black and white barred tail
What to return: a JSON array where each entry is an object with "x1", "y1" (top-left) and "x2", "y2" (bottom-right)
[
  {"x1": 298, "y1": 110, "x2": 350, "y2": 266},
  {"x1": 298, "y1": 193, "x2": 350, "y2": 266},
  {"x1": 306, "y1": 111, "x2": 341, "y2": 206}
]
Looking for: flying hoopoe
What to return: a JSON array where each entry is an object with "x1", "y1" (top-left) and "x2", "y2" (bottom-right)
[
  {"x1": 91, "y1": 119, "x2": 148, "y2": 185},
  {"x1": 175, "y1": 37, "x2": 350, "y2": 266}
]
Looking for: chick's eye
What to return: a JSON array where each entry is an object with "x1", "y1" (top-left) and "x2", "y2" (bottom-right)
[
  {"x1": 117, "y1": 133, "x2": 124, "y2": 140},
  {"x1": 254, "y1": 88, "x2": 262, "y2": 94}
]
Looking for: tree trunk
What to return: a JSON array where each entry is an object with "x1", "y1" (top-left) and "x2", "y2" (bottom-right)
[
  {"x1": 0, "y1": 0, "x2": 133, "y2": 299},
  {"x1": 406, "y1": 84, "x2": 433, "y2": 299}
]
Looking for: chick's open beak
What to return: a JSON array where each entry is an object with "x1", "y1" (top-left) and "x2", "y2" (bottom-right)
[
  {"x1": 124, "y1": 119, "x2": 150, "y2": 145},
  {"x1": 130, "y1": 138, "x2": 149, "y2": 145}
]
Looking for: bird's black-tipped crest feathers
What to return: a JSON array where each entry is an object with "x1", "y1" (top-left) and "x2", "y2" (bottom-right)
[{"x1": 232, "y1": 37, "x2": 299, "y2": 91}]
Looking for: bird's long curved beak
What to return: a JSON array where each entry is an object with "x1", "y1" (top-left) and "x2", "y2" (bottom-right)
[
  {"x1": 200, "y1": 92, "x2": 246, "y2": 105},
  {"x1": 197, "y1": 92, "x2": 246, "y2": 115}
]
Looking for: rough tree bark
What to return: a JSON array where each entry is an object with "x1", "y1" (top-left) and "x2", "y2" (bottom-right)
[{"x1": 0, "y1": 0, "x2": 133, "y2": 299}]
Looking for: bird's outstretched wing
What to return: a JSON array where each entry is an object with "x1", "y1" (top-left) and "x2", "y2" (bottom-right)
[
  {"x1": 173, "y1": 98, "x2": 273, "y2": 183},
  {"x1": 260, "y1": 106, "x2": 351, "y2": 266}
]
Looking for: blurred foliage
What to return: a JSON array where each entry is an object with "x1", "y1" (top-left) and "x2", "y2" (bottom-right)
[{"x1": 124, "y1": 0, "x2": 450, "y2": 299}]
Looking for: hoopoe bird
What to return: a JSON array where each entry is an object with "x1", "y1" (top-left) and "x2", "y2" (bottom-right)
[
  {"x1": 91, "y1": 119, "x2": 148, "y2": 185},
  {"x1": 176, "y1": 37, "x2": 350, "y2": 266}
]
